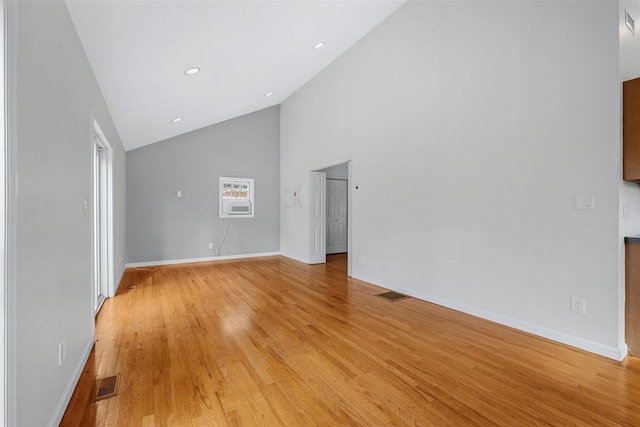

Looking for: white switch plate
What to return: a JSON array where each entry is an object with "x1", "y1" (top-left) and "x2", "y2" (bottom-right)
[
  {"x1": 575, "y1": 195, "x2": 595, "y2": 210},
  {"x1": 58, "y1": 342, "x2": 64, "y2": 366},
  {"x1": 177, "y1": 191, "x2": 182, "y2": 198},
  {"x1": 627, "y1": 9, "x2": 636, "y2": 35}
]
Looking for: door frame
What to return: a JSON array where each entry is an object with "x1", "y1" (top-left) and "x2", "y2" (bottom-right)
[
  {"x1": 92, "y1": 117, "x2": 115, "y2": 305},
  {"x1": 308, "y1": 158, "x2": 353, "y2": 276},
  {"x1": 3, "y1": 0, "x2": 17, "y2": 423}
]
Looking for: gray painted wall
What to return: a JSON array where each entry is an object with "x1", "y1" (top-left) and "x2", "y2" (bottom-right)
[
  {"x1": 12, "y1": 1, "x2": 127, "y2": 425},
  {"x1": 126, "y1": 106, "x2": 280, "y2": 263}
]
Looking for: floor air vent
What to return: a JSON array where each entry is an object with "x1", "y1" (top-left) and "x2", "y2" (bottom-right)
[
  {"x1": 94, "y1": 374, "x2": 120, "y2": 401},
  {"x1": 376, "y1": 291, "x2": 410, "y2": 302}
]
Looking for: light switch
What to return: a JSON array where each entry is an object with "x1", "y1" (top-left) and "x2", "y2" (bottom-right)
[
  {"x1": 177, "y1": 191, "x2": 182, "y2": 198},
  {"x1": 575, "y1": 195, "x2": 595, "y2": 210}
]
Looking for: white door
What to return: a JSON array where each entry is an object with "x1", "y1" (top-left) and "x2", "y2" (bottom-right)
[
  {"x1": 308, "y1": 171, "x2": 326, "y2": 264},
  {"x1": 327, "y1": 179, "x2": 347, "y2": 254}
]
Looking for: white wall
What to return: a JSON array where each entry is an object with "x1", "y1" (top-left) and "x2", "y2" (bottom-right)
[
  {"x1": 619, "y1": 1, "x2": 640, "y2": 348},
  {"x1": 322, "y1": 163, "x2": 348, "y2": 180},
  {"x1": 11, "y1": 1, "x2": 126, "y2": 425},
  {"x1": 281, "y1": 1, "x2": 624, "y2": 358}
]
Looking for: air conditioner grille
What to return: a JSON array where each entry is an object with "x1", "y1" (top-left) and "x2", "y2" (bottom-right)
[
  {"x1": 230, "y1": 205, "x2": 251, "y2": 214},
  {"x1": 229, "y1": 201, "x2": 252, "y2": 215}
]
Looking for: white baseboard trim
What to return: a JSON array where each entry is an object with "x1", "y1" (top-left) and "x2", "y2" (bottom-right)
[
  {"x1": 279, "y1": 252, "x2": 309, "y2": 264},
  {"x1": 126, "y1": 251, "x2": 281, "y2": 268},
  {"x1": 353, "y1": 273, "x2": 628, "y2": 361},
  {"x1": 47, "y1": 337, "x2": 94, "y2": 427}
]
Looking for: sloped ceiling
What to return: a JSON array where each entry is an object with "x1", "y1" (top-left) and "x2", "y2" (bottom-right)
[{"x1": 66, "y1": 0, "x2": 405, "y2": 151}]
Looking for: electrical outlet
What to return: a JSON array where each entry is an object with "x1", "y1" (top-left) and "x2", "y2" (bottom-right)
[
  {"x1": 571, "y1": 296, "x2": 586, "y2": 314},
  {"x1": 208, "y1": 243, "x2": 214, "y2": 250}
]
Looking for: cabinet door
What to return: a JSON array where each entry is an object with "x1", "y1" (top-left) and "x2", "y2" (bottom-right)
[
  {"x1": 623, "y1": 78, "x2": 640, "y2": 182},
  {"x1": 625, "y1": 242, "x2": 640, "y2": 356}
]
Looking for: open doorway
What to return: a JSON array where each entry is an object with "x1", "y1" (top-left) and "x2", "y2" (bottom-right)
[
  {"x1": 92, "y1": 119, "x2": 114, "y2": 313},
  {"x1": 308, "y1": 160, "x2": 353, "y2": 276},
  {"x1": 324, "y1": 164, "x2": 348, "y2": 255}
]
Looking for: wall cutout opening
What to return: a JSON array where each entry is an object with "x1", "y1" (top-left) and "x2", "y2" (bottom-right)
[{"x1": 219, "y1": 177, "x2": 254, "y2": 218}]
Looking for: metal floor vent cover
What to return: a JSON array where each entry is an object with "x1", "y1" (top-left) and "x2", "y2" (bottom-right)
[
  {"x1": 94, "y1": 374, "x2": 121, "y2": 401},
  {"x1": 376, "y1": 291, "x2": 410, "y2": 302}
]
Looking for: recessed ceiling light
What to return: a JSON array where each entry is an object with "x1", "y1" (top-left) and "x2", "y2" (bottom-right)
[
  {"x1": 313, "y1": 42, "x2": 325, "y2": 49},
  {"x1": 265, "y1": 92, "x2": 273, "y2": 97},
  {"x1": 184, "y1": 67, "x2": 200, "y2": 75},
  {"x1": 171, "y1": 117, "x2": 182, "y2": 123}
]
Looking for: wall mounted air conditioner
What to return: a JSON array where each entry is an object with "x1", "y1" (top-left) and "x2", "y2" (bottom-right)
[{"x1": 219, "y1": 177, "x2": 255, "y2": 218}]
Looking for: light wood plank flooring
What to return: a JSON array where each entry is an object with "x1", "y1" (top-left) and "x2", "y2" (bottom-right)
[{"x1": 61, "y1": 254, "x2": 640, "y2": 426}]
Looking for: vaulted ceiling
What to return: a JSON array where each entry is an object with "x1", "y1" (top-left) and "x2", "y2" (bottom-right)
[{"x1": 66, "y1": 0, "x2": 405, "y2": 151}]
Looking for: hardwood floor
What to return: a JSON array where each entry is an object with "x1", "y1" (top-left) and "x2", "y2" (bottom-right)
[{"x1": 61, "y1": 254, "x2": 640, "y2": 426}]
